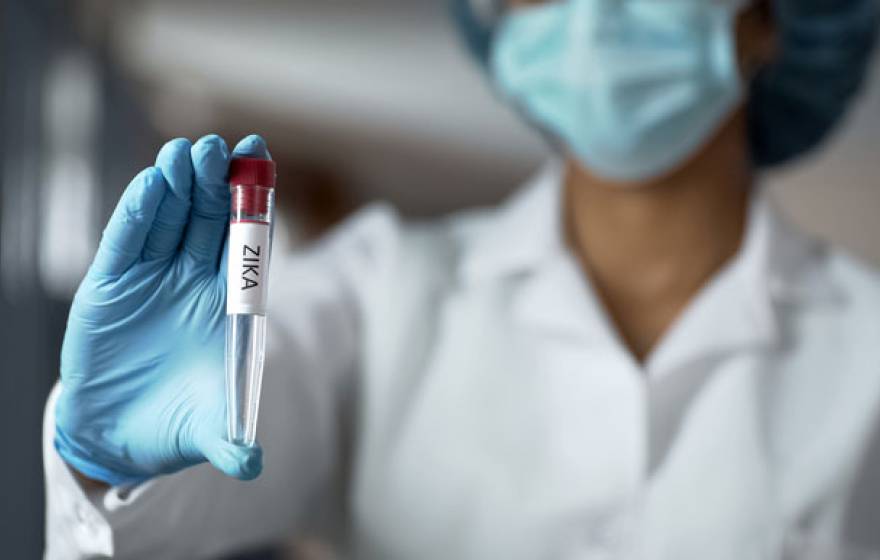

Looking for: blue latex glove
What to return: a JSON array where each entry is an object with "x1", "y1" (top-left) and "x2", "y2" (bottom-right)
[{"x1": 55, "y1": 134, "x2": 272, "y2": 486}]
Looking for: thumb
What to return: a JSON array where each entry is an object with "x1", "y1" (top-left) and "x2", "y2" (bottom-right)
[{"x1": 199, "y1": 436, "x2": 263, "y2": 481}]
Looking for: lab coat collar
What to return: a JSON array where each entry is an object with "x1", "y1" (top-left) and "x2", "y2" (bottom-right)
[
  {"x1": 460, "y1": 161, "x2": 567, "y2": 284},
  {"x1": 461, "y1": 162, "x2": 844, "y2": 375}
]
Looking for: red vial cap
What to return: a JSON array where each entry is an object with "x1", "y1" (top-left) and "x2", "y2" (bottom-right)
[{"x1": 229, "y1": 157, "x2": 276, "y2": 188}]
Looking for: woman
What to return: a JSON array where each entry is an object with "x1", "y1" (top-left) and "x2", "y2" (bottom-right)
[{"x1": 45, "y1": 0, "x2": 880, "y2": 558}]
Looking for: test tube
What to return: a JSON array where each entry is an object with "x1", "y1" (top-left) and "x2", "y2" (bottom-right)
[{"x1": 226, "y1": 157, "x2": 277, "y2": 447}]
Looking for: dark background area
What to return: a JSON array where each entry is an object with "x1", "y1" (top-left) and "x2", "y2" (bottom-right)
[{"x1": 1, "y1": 1, "x2": 160, "y2": 557}]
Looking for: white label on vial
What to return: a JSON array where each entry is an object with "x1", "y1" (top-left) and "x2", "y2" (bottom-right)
[{"x1": 227, "y1": 222, "x2": 271, "y2": 315}]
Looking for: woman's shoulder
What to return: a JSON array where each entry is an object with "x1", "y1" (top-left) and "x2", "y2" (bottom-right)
[
  {"x1": 786, "y1": 225, "x2": 880, "y2": 350},
  {"x1": 760, "y1": 199, "x2": 880, "y2": 318}
]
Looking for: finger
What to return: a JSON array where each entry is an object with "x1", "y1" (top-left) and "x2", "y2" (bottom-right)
[
  {"x1": 232, "y1": 134, "x2": 271, "y2": 159},
  {"x1": 185, "y1": 134, "x2": 230, "y2": 265},
  {"x1": 90, "y1": 167, "x2": 166, "y2": 277},
  {"x1": 201, "y1": 437, "x2": 263, "y2": 481},
  {"x1": 143, "y1": 138, "x2": 193, "y2": 260}
]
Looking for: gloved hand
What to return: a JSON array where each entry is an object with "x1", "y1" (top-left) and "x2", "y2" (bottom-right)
[{"x1": 55, "y1": 134, "x2": 272, "y2": 486}]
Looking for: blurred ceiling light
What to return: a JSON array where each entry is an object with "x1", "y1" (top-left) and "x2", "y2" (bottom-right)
[{"x1": 38, "y1": 50, "x2": 101, "y2": 298}]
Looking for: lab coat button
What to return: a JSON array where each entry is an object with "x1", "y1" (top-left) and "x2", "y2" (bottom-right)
[
  {"x1": 595, "y1": 515, "x2": 625, "y2": 544},
  {"x1": 74, "y1": 502, "x2": 87, "y2": 522},
  {"x1": 75, "y1": 502, "x2": 99, "y2": 529},
  {"x1": 585, "y1": 509, "x2": 638, "y2": 556}
]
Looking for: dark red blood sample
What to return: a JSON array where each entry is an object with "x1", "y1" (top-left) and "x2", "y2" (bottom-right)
[
  {"x1": 229, "y1": 157, "x2": 276, "y2": 187},
  {"x1": 232, "y1": 185, "x2": 270, "y2": 216},
  {"x1": 229, "y1": 158, "x2": 276, "y2": 216}
]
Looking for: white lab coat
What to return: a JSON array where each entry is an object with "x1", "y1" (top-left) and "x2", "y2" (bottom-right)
[{"x1": 44, "y1": 163, "x2": 880, "y2": 559}]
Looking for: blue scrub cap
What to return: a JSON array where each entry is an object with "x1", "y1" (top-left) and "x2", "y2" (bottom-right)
[{"x1": 450, "y1": 0, "x2": 879, "y2": 168}]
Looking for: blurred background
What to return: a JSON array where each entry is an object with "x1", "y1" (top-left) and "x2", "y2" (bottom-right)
[{"x1": 2, "y1": 0, "x2": 880, "y2": 558}]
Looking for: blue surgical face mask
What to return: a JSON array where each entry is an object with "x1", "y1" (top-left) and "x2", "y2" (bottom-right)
[{"x1": 491, "y1": 0, "x2": 746, "y2": 183}]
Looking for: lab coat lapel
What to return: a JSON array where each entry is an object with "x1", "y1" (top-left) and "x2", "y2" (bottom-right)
[
  {"x1": 372, "y1": 280, "x2": 645, "y2": 560},
  {"x1": 643, "y1": 196, "x2": 784, "y2": 480},
  {"x1": 513, "y1": 252, "x2": 628, "y2": 350},
  {"x1": 444, "y1": 163, "x2": 848, "y2": 558},
  {"x1": 443, "y1": 163, "x2": 648, "y2": 555},
  {"x1": 643, "y1": 355, "x2": 780, "y2": 559},
  {"x1": 645, "y1": 192, "x2": 840, "y2": 379},
  {"x1": 462, "y1": 161, "x2": 636, "y2": 350},
  {"x1": 462, "y1": 162, "x2": 839, "y2": 359},
  {"x1": 464, "y1": 167, "x2": 790, "y2": 368},
  {"x1": 645, "y1": 195, "x2": 781, "y2": 379},
  {"x1": 640, "y1": 196, "x2": 846, "y2": 558}
]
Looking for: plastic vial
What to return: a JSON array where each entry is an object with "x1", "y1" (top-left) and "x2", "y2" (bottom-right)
[{"x1": 226, "y1": 157, "x2": 277, "y2": 447}]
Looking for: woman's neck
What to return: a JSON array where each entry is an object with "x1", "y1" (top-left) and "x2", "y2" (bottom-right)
[{"x1": 564, "y1": 108, "x2": 753, "y2": 363}]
